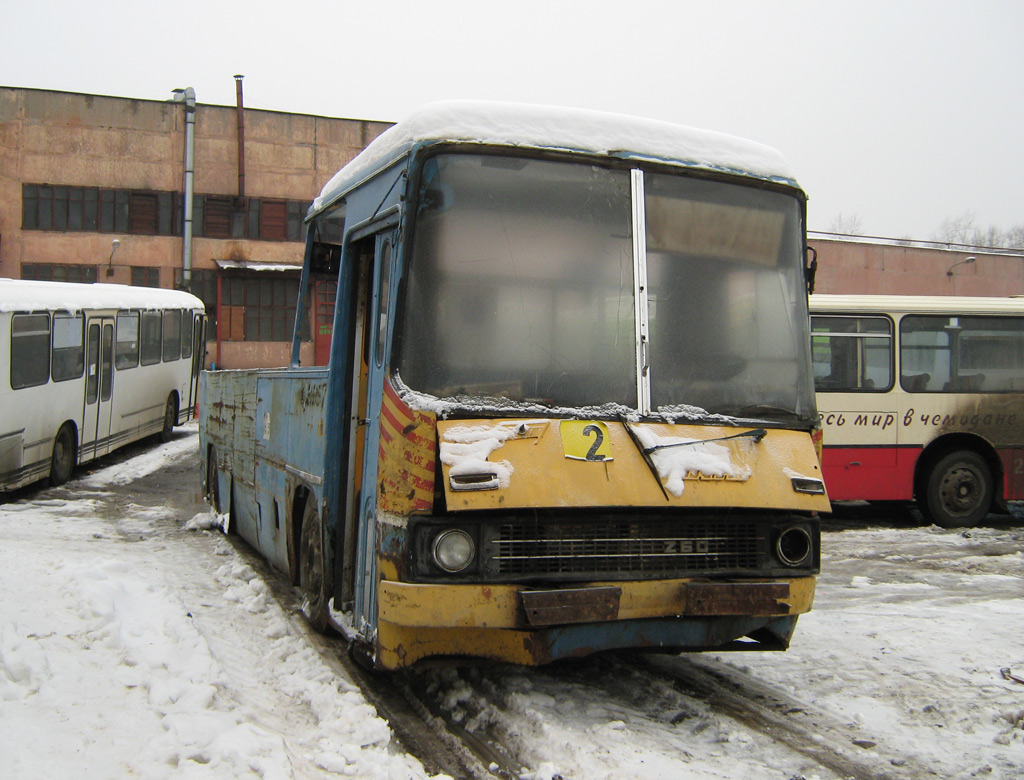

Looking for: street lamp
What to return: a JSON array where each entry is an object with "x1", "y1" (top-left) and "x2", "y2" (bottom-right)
[
  {"x1": 946, "y1": 256, "x2": 976, "y2": 278},
  {"x1": 106, "y1": 238, "x2": 121, "y2": 277}
]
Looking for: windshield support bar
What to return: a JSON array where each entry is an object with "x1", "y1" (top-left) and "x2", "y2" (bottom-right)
[{"x1": 631, "y1": 169, "x2": 651, "y2": 416}]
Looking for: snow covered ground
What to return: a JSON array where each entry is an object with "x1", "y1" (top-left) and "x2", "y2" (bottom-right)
[{"x1": 1, "y1": 427, "x2": 1022, "y2": 779}]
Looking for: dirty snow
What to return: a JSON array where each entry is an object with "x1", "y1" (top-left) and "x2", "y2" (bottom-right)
[{"x1": 1, "y1": 429, "x2": 1022, "y2": 779}]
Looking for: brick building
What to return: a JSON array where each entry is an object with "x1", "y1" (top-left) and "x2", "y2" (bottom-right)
[
  {"x1": 0, "y1": 85, "x2": 391, "y2": 368},
  {"x1": 2, "y1": 85, "x2": 1022, "y2": 369}
]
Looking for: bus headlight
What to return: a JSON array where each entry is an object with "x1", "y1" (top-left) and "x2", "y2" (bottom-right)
[
  {"x1": 432, "y1": 529, "x2": 476, "y2": 573},
  {"x1": 775, "y1": 526, "x2": 813, "y2": 567}
]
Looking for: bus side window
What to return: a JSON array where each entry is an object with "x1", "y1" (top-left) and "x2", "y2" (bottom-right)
[
  {"x1": 140, "y1": 311, "x2": 162, "y2": 366},
  {"x1": 811, "y1": 315, "x2": 891, "y2": 392},
  {"x1": 11, "y1": 313, "x2": 51, "y2": 390},
  {"x1": 116, "y1": 311, "x2": 140, "y2": 369},
  {"x1": 162, "y1": 310, "x2": 182, "y2": 362},
  {"x1": 181, "y1": 311, "x2": 194, "y2": 360},
  {"x1": 52, "y1": 313, "x2": 85, "y2": 382}
]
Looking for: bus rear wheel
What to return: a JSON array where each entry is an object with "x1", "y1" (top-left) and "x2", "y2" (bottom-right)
[
  {"x1": 49, "y1": 424, "x2": 76, "y2": 487},
  {"x1": 299, "y1": 497, "x2": 330, "y2": 632},
  {"x1": 923, "y1": 450, "x2": 993, "y2": 528},
  {"x1": 159, "y1": 394, "x2": 178, "y2": 442}
]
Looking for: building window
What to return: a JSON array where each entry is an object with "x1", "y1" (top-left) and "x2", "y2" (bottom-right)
[
  {"x1": 131, "y1": 266, "x2": 161, "y2": 288},
  {"x1": 220, "y1": 274, "x2": 301, "y2": 342},
  {"x1": 23, "y1": 184, "x2": 308, "y2": 242},
  {"x1": 175, "y1": 268, "x2": 218, "y2": 329},
  {"x1": 22, "y1": 264, "x2": 98, "y2": 283}
]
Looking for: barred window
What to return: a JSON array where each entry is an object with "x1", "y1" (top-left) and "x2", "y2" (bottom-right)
[
  {"x1": 220, "y1": 274, "x2": 302, "y2": 342},
  {"x1": 131, "y1": 266, "x2": 161, "y2": 288}
]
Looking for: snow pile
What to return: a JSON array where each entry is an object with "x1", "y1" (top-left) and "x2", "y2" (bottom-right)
[
  {"x1": 0, "y1": 438, "x2": 444, "y2": 780},
  {"x1": 438, "y1": 421, "x2": 539, "y2": 489},
  {"x1": 81, "y1": 431, "x2": 199, "y2": 487},
  {"x1": 313, "y1": 100, "x2": 796, "y2": 215},
  {"x1": 631, "y1": 426, "x2": 750, "y2": 496}
]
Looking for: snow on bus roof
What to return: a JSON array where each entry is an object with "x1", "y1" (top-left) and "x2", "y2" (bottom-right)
[
  {"x1": 312, "y1": 100, "x2": 798, "y2": 215},
  {"x1": 0, "y1": 279, "x2": 204, "y2": 313}
]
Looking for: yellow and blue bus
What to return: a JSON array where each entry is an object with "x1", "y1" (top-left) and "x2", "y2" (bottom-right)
[{"x1": 200, "y1": 101, "x2": 829, "y2": 670}]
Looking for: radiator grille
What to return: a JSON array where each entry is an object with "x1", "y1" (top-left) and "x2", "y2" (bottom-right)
[{"x1": 490, "y1": 520, "x2": 761, "y2": 577}]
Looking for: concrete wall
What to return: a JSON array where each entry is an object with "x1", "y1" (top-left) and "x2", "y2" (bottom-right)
[{"x1": 810, "y1": 237, "x2": 1024, "y2": 298}]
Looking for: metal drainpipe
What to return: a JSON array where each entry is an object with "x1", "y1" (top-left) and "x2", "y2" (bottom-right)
[
  {"x1": 172, "y1": 87, "x2": 196, "y2": 288},
  {"x1": 234, "y1": 75, "x2": 246, "y2": 199}
]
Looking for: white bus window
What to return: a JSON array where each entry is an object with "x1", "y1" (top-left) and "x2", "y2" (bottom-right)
[
  {"x1": 811, "y1": 315, "x2": 892, "y2": 392},
  {"x1": 181, "y1": 312, "x2": 194, "y2": 360},
  {"x1": 52, "y1": 313, "x2": 85, "y2": 382},
  {"x1": 11, "y1": 314, "x2": 51, "y2": 389},
  {"x1": 116, "y1": 311, "x2": 140, "y2": 369},
  {"x1": 140, "y1": 311, "x2": 162, "y2": 366},
  {"x1": 162, "y1": 310, "x2": 182, "y2": 362}
]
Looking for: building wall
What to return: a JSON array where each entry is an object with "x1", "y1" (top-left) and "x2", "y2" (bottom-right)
[
  {"x1": 0, "y1": 86, "x2": 391, "y2": 368},
  {"x1": 4, "y1": 86, "x2": 1023, "y2": 371},
  {"x1": 810, "y1": 237, "x2": 1024, "y2": 298}
]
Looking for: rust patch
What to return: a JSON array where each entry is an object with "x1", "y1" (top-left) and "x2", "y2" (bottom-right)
[
  {"x1": 685, "y1": 582, "x2": 790, "y2": 616},
  {"x1": 521, "y1": 586, "x2": 622, "y2": 626}
]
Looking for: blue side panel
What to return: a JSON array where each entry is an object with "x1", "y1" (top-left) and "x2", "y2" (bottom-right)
[{"x1": 254, "y1": 370, "x2": 329, "y2": 573}]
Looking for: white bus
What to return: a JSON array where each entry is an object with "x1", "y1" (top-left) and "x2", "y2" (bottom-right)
[
  {"x1": 810, "y1": 293, "x2": 1024, "y2": 527},
  {"x1": 1, "y1": 279, "x2": 205, "y2": 491}
]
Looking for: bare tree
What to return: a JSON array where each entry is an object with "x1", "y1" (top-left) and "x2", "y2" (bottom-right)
[
  {"x1": 933, "y1": 211, "x2": 977, "y2": 246},
  {"x1": 828, "y1": 212, "x2": 864, "y2": 235},
  {"x1": 1005, "y1": 225, "x2": 1024, "y2": 249}
]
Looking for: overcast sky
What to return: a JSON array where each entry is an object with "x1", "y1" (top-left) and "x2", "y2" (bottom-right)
[{"x1": 4, "y1": 0, "x2": 1021, "y2": 241}]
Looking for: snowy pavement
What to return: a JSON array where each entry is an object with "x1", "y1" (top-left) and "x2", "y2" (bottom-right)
[{"x1": 1, "y1": 428, "x2": 1022, "y2": 779}]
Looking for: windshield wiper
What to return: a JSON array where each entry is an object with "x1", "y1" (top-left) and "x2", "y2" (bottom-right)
[{"x1": 642, "y1": 427, "x2": 767, "y2": 454}]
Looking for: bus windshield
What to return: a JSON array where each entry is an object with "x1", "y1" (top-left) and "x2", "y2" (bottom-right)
[{"x1": 396, "y1": 152, "x2": 814, "y2": 420}]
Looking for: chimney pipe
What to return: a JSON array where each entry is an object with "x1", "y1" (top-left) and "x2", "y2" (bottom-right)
[{"x1": 234, "y1": 75, "x2": 246, "y2": 200}]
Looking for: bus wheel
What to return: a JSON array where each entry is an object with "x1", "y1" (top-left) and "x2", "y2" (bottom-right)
[
  {"x1": 299, "y1": 498, "x2": 330, "y2": 632},
  {"x1": 206, "y1": 449, "x2": 221, "y2": 513},
  {"x1": 923, "y1": 450, "x2": 993, "y2": 528},
  {"x1": 49, "y1": 424, "x2": 76, "y2": 487},
  {"x1": 160, "y1": 394, "x2": 178, "y2": 442}
]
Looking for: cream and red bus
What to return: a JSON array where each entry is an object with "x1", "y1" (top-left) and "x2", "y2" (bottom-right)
[{"x1": 811, "y1": 293, "x2": 1024, "y2": 526}]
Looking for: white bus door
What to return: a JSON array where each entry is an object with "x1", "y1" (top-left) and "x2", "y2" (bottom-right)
[{"x1": 82, "y1": 319, "x2": 115, "y2": 462}]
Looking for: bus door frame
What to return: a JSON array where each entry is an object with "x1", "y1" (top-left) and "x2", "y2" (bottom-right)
[
  {"x1": 82, "y1": 316, "x2": 115, "y2": 461},
  {"x1": 345, "y1": 226, "x2": 398, "y2": 639}
]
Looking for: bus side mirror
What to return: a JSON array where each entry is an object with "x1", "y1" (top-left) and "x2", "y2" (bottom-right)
[{"x1": 805, "y1": 246, "x2": 818, "y2": 295}]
